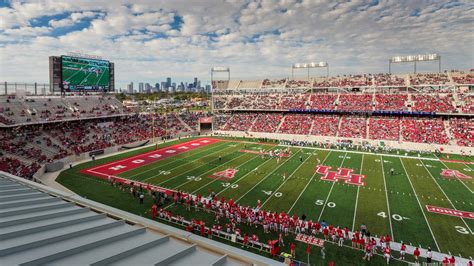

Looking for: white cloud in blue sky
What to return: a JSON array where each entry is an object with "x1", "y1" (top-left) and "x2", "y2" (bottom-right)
[{"x1": 0, "y1": 0, "x2": 473, "y2": 90}]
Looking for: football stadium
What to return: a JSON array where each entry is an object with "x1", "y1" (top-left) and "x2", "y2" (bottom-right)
[{"x1": 1, "y1": 1, "x2": 473, "y2": 266}]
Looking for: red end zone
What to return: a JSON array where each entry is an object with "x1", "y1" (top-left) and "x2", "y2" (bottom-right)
[{"x1": 80, "y1": 138, "x2": 220, "y2": 192}]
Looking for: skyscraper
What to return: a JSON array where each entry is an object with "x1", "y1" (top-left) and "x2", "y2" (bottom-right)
[
  {"x1": 138, "y1": 82, "x2": 144, "y2": 93},
  {"x1": 127, "y1": 82, "x2": 134, "y2": 94},
  {"x1": 166, "y1": 77, "x2": 172, "y2": 88}
]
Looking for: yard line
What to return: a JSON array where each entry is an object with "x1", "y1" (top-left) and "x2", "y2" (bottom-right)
[
  {"x1": 437, "y1": 160, "x2": 474, "y2": 194},
  {"x1": 187, "y1": 153, "x2": 264, "y2": 194},
  {"x1": 163, "y1": 149, "x2": 270, "y2": 210},
  {"x1": 137, "y1": 142, "x2": 230, "y2": 181},
  {"x1": 318, "y1": 152, "x2": 347, "y2": 221},
  {"x1": 235, "y1": 150, "x2": 301, "y2": 203},
  {"x1": 216, "y1": 146, "x2": 277, "y2": 196},
  {"x1": 287, "y1": 151, "x2": 332, "y2": 214},
  {"x1": 419, "y1": 160, "x2": 474, "y2": 234},
  {"x1": 261, "y1": 154, "x2": 312, "y2": 208},
  {"x1": 380, "y1": 155, "x2": 394, "y2": 240},
  {"x1": 351, "y1": 153, "x2": 364, "y2": 232},
  {"x1": 172, "y1": 149, "x2": 254, "y2": 190},
  {"x1": 399, "y1": 158, "x2": 440, "y2": 251}
]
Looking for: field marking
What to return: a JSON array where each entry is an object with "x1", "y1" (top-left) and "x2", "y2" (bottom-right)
[
  {"x1": 351, "y1": 153, "x2": 364, "y2": 232},
  {"x1": 261, "y1": 154, "x2": 312, "y2": 208},
  {"x1": 235, "y1": 150, "x2": 301, "y2": 203},
  {"x1": 79, "y1": 71, "x2": 93, "y2": 86},
  {"x1": 127, "y1": 141, "x2": 227, "y2": 178},
  {"x1": 136, "y1": 142, "x2": 230, "y2": 181},
  {"x1": 95, "y1": 67, "x2": 107, "y2": 86},
  {"x1": 185, "y1": 151, "x2": 270, "y2": 195},
  {"x1": 380, "y1": 155, "x2": 394, "y2": 240},
  {"x1": 164, "y1": 147, "x2": 275, "y2": 209},
  {"x1": 264, "y1": 141, "x2": 465, "y2": 162},
  {"x1": 161, "y1": 144, "x2": 249, "y2": 188},
  {"x1": 216, "y1": 146, "x2": 277, "y2": 196},
  {"x1": 287, "y1": 151, "x2": 332, "y2": 214},
  {"x1": 63, "y1": 67, "x2": 84, "y2": 82},
  {"x1": 318, "y1": 152, "x2": 347, "y2": 221},
  {"x1": 436, "y1": 160, "x2": 474, "y2": 194},
  {"x1": 399, "y1": 158, "x2": 441, "y2": 251},
  {"x1": 419, "y1": 160, "x2": 474, "y2": 235}
]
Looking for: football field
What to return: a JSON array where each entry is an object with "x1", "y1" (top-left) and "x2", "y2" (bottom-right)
[
  {"x1": 79, "y1": 137, "x2": 474, "y2": 259},
  {"x1": 62, "y1": 59, "x2": 109, "y2": 87}
]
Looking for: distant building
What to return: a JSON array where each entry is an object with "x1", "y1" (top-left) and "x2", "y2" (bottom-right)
[
  {"x1": 145, "y1": 83, "x2": 152, "y2": 93},
  {"x1": 166, "y1": 77, "x2": 172, "y2": 88},
  {"x1": 127, "y1": 82, "x2": 134, "y2": 94},
  {"x1": 138, "y1": 82, "x2": 144, "y2": 93},
  {"x1": 155, "y1": 83, "x2": 160, "y2": 92}
]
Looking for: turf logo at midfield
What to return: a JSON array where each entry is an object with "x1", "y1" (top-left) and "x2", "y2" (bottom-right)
[
  {"x1": 210, "y1": 168, "x2": 238, "y2": 180},
  {"x1": 315, "y1": 165, "x2": 366, "y2": 186},
  {"x1": 440, "y1": 169, "x2": 472, "y2": 180}
]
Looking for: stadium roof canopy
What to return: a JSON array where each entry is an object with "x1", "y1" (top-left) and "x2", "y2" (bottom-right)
[{"x1": 0, "y1": 172, "x2": 281, "y2": 266}]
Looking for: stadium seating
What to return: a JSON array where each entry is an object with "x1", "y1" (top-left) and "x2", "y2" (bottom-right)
[
  {"x1": 338, "y1": 116, "x2": 367, "y2": 138},
  {"x1": 278, "y1": 114, "x2": 312, "y2": 135},
  {"x1": 449, "y1": 118, "x2": 473, "y2": 147},
  {"x1": 373, "y1": 73, "x2": 406, "y2": 86},
  {"x1": 368, "y1": 117, "x2": 400, "y2": 141},
  {"x1": 251, "y1": 113, "x2": 283, "y2": 133},
  {"x1": 410, "y1": 73, "x2": 450, "y2": 86},
  {"x1": 338, "y1": 94, "x2": 373, "y2": 112},
  {"x1": 401, "y1": 118, "x2": 449, "y2": 144},
  {"x1": 311, "y1": 115, "x2": 339, "y2": 136},
  {"x1": 374, "y1": 94, "x2": 408, "y2": 111},
  {"x1": 308, "y1": 94, "x2": 337, "y2": 110},
  {"x1": 411, "y1": 94, "x2": 456, "y2": 113}
]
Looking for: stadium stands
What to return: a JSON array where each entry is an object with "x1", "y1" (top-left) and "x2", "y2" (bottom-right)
[
  {"x1": 401, "y1": 118, "x2": 449, "y2": 144},
  {"x1": 449, "y1": 118, "x2": 473, "y2": 147},
  {"x1": 368, "y1": 117, "x2": 400, "y2": 141}
]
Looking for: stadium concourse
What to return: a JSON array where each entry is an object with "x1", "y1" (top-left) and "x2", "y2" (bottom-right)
[{"x1": 0, "y1": 69, "x2": 473, "y2": 265}]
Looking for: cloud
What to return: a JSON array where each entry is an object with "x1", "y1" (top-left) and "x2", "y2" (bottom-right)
[{"x1": 0, "y1": 0, "x2": 473, "y2": 90}]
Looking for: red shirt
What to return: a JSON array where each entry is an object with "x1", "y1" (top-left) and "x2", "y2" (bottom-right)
[
  {"x1": 401, "y1": 244, "x2": 406, "y2": 251},
  {"x1": 290, "y1": 243, "x2": 296, "y2": 251},
  {"x1": 359, "y1": 238, "x2": 365, "y2": 246},
  {"x1": 384, "y1": 248, "x2": 390, "y2": 255},
  {"x1": 449, "y1": 257, "x2": 455, "y2": 264},
  {"x1": 414, "y1": 249, "x2": 420, "y2": 256}
]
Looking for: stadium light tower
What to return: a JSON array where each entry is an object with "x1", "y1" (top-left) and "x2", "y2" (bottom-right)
[
  {"x1": 210, "y1": 67, "x2": 230, "y2": 84},
  {"x1": 389, "y1": 53, "x2": 440, "y2": 74},
  {"x1": 292, "y1": 62, "x2": 329, "y2": 79}
]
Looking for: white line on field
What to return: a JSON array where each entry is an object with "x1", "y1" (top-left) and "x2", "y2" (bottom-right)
[
  {"x1": 139, "y1": 142, "x2": 230, "y2": 181},
  {"x1": 380, "y1": 155, "x2": 394, "y2": 240},
  {"x1": 185, "y1": 152, "x2": 264, "y2": 194},
  {"x1": 436, "y1": 160, "x2": 474, "y2": 194},
  {"x1": 235, "y1": 150, "x2": 301, "y2": 203},
  {"x1": 261, "y1": 153, "x2": 312, "y2": 208},
  {"x1": 399, "y1": 158, "x2": 440, "y2": 251},
  {"x1": 287, "y1": 151, "x2": 332, "y2": 214},
  {"x1": 170, "y1": 147, "x2": 251, "y2": 190},
  {"x1": 216, "y1": 146, "x2": 277, "y2": 196},
  {"x1": 419, "y1": 160, "x2": 474, "y2": 234},
  {"x1": 351, "y1": 153, "x2": 364, "y2": 232},
  {"x1": 318, "y1": 152, "x2": 347, "y2": 221}
]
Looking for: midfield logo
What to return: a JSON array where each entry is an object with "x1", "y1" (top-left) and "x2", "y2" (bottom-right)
[
  {"x1": 315, "y1": 166, "x2": 366, "y2": 186},
  {"x1": 440, "y1": 169, "x2": 471, "y2": 180},
  {"x1": 210, "y1": 168, "x2": 238, "y2": 180}
]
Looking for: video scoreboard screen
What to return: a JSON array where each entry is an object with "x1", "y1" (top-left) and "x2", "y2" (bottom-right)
[{"x1": 61, "y1": 56, "x2": 110, "y2": 91}]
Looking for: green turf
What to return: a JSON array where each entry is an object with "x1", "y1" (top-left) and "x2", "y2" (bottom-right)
[{"x1": 57, "y1": 137, "x2": 474, "y2": 263}]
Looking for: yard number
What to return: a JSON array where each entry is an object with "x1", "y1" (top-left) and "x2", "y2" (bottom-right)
[
  {"x1": 187, "y1": 176, "x2": 201, "y2": 181},
  {"x1": 455, "y1": 226, "x2": 472, "y2": 235},
  {"x1": 315, "y1": 200, "x2": 336, "y2": 208},
  {"x1": 222, "y1": 182, "x2": 239, "y2": 189},
  {"x1": 158, "y1": 170, "x2": 171, "y2": 175},
  {"x1": 377, "y1": 212, "x2": 409, "y2": 221},
  {"x1": 274, "y1": 192, "x2": 283, "y2": 197}
]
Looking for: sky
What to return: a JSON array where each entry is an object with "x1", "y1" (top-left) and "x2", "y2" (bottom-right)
[{"x1": 0, "y1": 0, "x2": 473, "y2": 90}]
